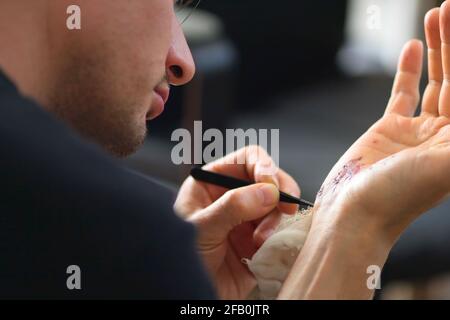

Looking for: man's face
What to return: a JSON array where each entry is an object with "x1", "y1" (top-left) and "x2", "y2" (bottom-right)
[{"x1": 46, "y1": 0, "x2": 195, "y2": 156}]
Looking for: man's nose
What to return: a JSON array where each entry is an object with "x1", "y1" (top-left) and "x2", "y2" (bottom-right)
[{"x1": 166, "y1": 19, "x2": 196, "y2": 86}]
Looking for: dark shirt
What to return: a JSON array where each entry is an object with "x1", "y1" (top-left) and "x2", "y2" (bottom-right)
[{"x1": 0, "y1": 71, "x2": 215, "y2": 299}]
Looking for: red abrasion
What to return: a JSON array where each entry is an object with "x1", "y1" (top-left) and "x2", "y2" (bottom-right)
[
  {"x1": 316, "y1": 157, "x2": 363, "y2": 199},
  {"x1": 332, "y1": 156, "x2": 363, "y2": 187}
]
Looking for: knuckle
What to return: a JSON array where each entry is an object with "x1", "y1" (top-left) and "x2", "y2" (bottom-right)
[
  {"x1": 221, "y1": 189, "x2": 244, "y2": 212},
  {"x1": 247, "y1": 145, "x2": 268, "y2": 158},
  {"x1": 218, "y1": 190, "x2": 246, "y2": 226}
]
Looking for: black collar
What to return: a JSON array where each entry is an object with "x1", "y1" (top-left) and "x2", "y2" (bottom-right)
[{"x1": 0, "y1": 70, "x2": 17, "y2": 92}]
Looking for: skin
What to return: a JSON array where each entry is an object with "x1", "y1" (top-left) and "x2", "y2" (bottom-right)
[
  {"x1": 0, "y1": 0, "x2": 300, "y2": 299},
  {"x1": 279, "y1": 3, "x2": 450, "y2": 299},
  {"x1": 2, "y1": 0, "x2": 450, "y2": 300},
  {"x1": 175, "y1": 146, "x2": 300, "y2": 299},
  {"x1": 0, "y1": 0, "x2": 195, "y2": 156}
]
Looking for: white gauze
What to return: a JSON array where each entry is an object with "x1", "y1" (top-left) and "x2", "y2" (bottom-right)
[{"x1": 243, "y1": 208, "x2": 313, "y2": 300}]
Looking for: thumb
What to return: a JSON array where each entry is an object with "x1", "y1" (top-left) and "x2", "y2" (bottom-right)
[{"x1": 188, "y1": 183, "x2": 279, "y2": 242}]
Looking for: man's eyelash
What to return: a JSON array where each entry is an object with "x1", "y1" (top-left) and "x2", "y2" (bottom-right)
[
  {"x1": 175, "y1": 0, "x2": 194, "y2": 7},
  {"x1": 175, "y1": 0, "x2": 201, "y2": 24}
]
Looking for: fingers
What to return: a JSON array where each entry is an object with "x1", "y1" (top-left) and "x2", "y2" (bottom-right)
[
  {"x1": 204, "y1": 145, "x2": 273, "y2": 180},
  {"x1": 268, "y1": 168, "x2": 300, "y2": 214},
  {"x1": 188, "y1": 183, "x2": 279, "y2": 243},
  {"x1": 422, "y1": 8, "x2": 442, "y2": 115},
  {"x1": 385, "y1": 39, "x2": 423, "y2": 117},
  {"x1": 253, "y1": 209, "x2": 281, "y2": 248},
  {"x1": 439, "y1": 1, "x2": 450, "y2": 117},
  {"x1": 203, "y1": 146, "x2": 301, "y2": 213},
  {"x1": 202, "y1": 146, "x2": 275, "y2": 202},
  {"x1": 252, "y1": 168, "x2": 302, "y2": 246}
]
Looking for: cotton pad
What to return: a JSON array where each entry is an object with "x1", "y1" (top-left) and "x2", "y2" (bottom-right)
[{"x1": 244, "y1": 208, "x2": 313, "y2": 300}]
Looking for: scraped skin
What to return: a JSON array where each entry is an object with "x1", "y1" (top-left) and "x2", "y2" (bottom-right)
[
  {"x1": 245, "y1": 157, "x2": 364, "y2": 300},
  {"x1": 279, "y1": 5, "x2": 450, "y2": 299},
  {"x1": 312, "y1": 34, "x2": 450, "y2": 236},
  {"x1": 246, "y1": 26, "x2": 443, "y2": 300},
  {"x1": 317, "y1": 157, "x2": 364, "y2": 198}
]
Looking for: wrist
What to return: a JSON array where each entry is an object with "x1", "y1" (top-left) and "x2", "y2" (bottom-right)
[
  {"x1": 278, "y1": 204, "x2": 393, "y2": 299},
  {"x1": 312, "y1": 199, "x2": 398, "y2": 249}
]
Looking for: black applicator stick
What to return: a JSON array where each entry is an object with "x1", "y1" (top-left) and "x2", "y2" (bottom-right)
[{"x1": 190, "y1": 167, "x2": 314, "y2": 208}]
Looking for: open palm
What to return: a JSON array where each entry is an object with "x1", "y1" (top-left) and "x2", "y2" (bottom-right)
[{"x1": 315, "y1": 8, "x2": 450, "y2": 239}]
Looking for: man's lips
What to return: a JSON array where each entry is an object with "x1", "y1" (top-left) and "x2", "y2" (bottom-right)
[
  {"x1": 155, "y1": 86, "x2": 170, "y2": 104},
  {"x1": 147, "y1": 86, "x2": 170, "y2": 120}
]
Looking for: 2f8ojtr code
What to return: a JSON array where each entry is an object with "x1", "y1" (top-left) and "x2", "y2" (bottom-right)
[{"x1": 179, "y1": 304, "x2": 270, "y2": 317}]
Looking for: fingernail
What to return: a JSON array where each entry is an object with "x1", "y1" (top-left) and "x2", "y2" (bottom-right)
[
  {"x1": 258, "y1": 184, "x2": 279, "y2": 206},
  {"x1": 258, "y1": 162, "x2": 279, "y2": 177},
  {"x1": 259, "y1": 174, "x2": 279, "y2": 188}
]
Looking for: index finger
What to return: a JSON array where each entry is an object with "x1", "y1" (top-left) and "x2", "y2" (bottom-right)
[{"x1": 203, "y1": 146, "x2": 301, "y2": 213}]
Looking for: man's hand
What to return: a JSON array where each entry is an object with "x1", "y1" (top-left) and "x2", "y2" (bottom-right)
[
  {"x1": 174, "y1": 146, "x2": 301, "y2": 299},
  {"x1": 280, "y1": 4, "x2": 450, "y2": 299}
]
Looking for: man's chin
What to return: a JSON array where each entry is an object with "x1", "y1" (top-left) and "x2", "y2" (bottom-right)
[
  {"x1": 90, "y1": 122, "x2": 148, "y2": 158},
  {"x1": 107, "y1": 132, "x2": 147, "y2": 158}
]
